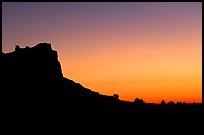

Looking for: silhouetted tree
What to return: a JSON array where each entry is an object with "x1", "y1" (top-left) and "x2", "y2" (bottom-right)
[
  {"x1": 134, "y1": 98, "x2": 144, "y2": 104},
  {"x1": 140, "y1": 99, "x2": 144, "y2": 104},
  {"x1": 113, "y1": 94, "x2": 119, "y2": 99},
  {"x1": 134, "y1": 98, "x2": 139, "y2": 103},
  {"x1": 161, "y1": 100, "x2": 166, "y2": 105},
  {"x1": 167, "y1": 101, "x2": 175, "y2": 105},
  {"x1": 183, "y1": 102, "x2": 186, "y2": 105},
  {"x1": 176, "y1": 102, "x2": 182, "y2": 105}
]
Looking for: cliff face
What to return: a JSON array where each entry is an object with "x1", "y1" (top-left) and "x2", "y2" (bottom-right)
[
  {"x1": 3, "y1": 43, "x2": 63, "y2": 81},
  {"x1": 2, "y1": 43, "x2": 202, "y2": 131},
  {"x1": 2, "y1": 43, "x2": 64, "y2": 108},
  {"x1": 2, "y1": 42, "x2": 114, "y2": 106}
]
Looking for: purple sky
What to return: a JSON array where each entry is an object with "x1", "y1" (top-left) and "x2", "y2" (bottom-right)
[{"x1": 2, "y1": 2, "x2": 202, "y2": 103}]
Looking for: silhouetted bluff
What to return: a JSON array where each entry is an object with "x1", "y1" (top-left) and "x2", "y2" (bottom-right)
[
  {"x1": 2, "y1": 43, "x2": 203, "y2": 133},
  {"x1": 2, "y1": 43, "x2": 122, "y2": 115}
]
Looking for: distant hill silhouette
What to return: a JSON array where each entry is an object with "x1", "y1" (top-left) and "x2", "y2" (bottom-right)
[{"x1": 2, "y1": 43, "x2": 203, "y2": 133}]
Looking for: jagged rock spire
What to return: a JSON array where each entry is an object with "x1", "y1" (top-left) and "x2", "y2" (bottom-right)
[{"x1": 15, "y1": 44, "x2": 21, "y2": 51}]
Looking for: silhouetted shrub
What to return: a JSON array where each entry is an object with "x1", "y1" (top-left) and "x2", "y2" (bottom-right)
[
  {"x1": 140, "y1": 99, "x2": 144, "y2": 104},
  {"x1": 113, "y1": 94, "x2": 119, "y2": 99},
  {"x1": 167, "y1": 101, "x2": 175, "y2": 105},
  {"x1": 176, "y1": 102, "x2": 182, "y2": 105},
  {"x1": 134, "y1": 98, "x2": 138, "y2": 101},
  {"x1": 134, "y1": 98, "x2": 144, "y2": 104},
  {"x1": 161, "y1": 100, "x2": 166, "y2": 105}
]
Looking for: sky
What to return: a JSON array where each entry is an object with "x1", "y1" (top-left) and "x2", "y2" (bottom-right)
[{"x1": 2, "y1": 2, "x2": 202, "y2": 103}]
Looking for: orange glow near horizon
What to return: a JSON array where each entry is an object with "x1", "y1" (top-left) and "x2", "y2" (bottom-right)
[
  {"x1": 59, "y1": 32, "x2": 202, "y2": 103},
  {"x1": 2, "y1": 3, "x2": 202, "y2": 103}
]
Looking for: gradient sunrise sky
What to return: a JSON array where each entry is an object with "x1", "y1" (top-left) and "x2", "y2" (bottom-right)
[{"x1": 2, "y1": 2, "x2": 202, "y2": 103}]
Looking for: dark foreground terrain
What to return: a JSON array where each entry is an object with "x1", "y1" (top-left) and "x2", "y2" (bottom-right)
[{"x1": 2, "y1": 43, "x2": 203, "y2": 133}]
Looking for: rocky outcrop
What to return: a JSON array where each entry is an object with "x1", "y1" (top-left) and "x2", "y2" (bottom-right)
[
  {"x1": 2, "y1": 42, "x2": 118, "y2": 112},
  {"x1": 2, "y1": 43, "x2": 202, "y2": 131},
  {"x1": 2, "y1": 43, "x2": 64, "y2": 109},
  {"x1": 3, "y1": 43, "x2": 63, "y2": 81}
]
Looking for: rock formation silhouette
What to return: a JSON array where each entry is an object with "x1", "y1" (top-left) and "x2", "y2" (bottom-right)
[
  {"x1": 2, "y1": 42, "x2": 203, "y2": 133},
  {"x1": 2, "y1": 43, "x2": 122, "y2": 118},
  {"x1": 3, "y1": 43, "x2": 62, "y2": 106}
]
